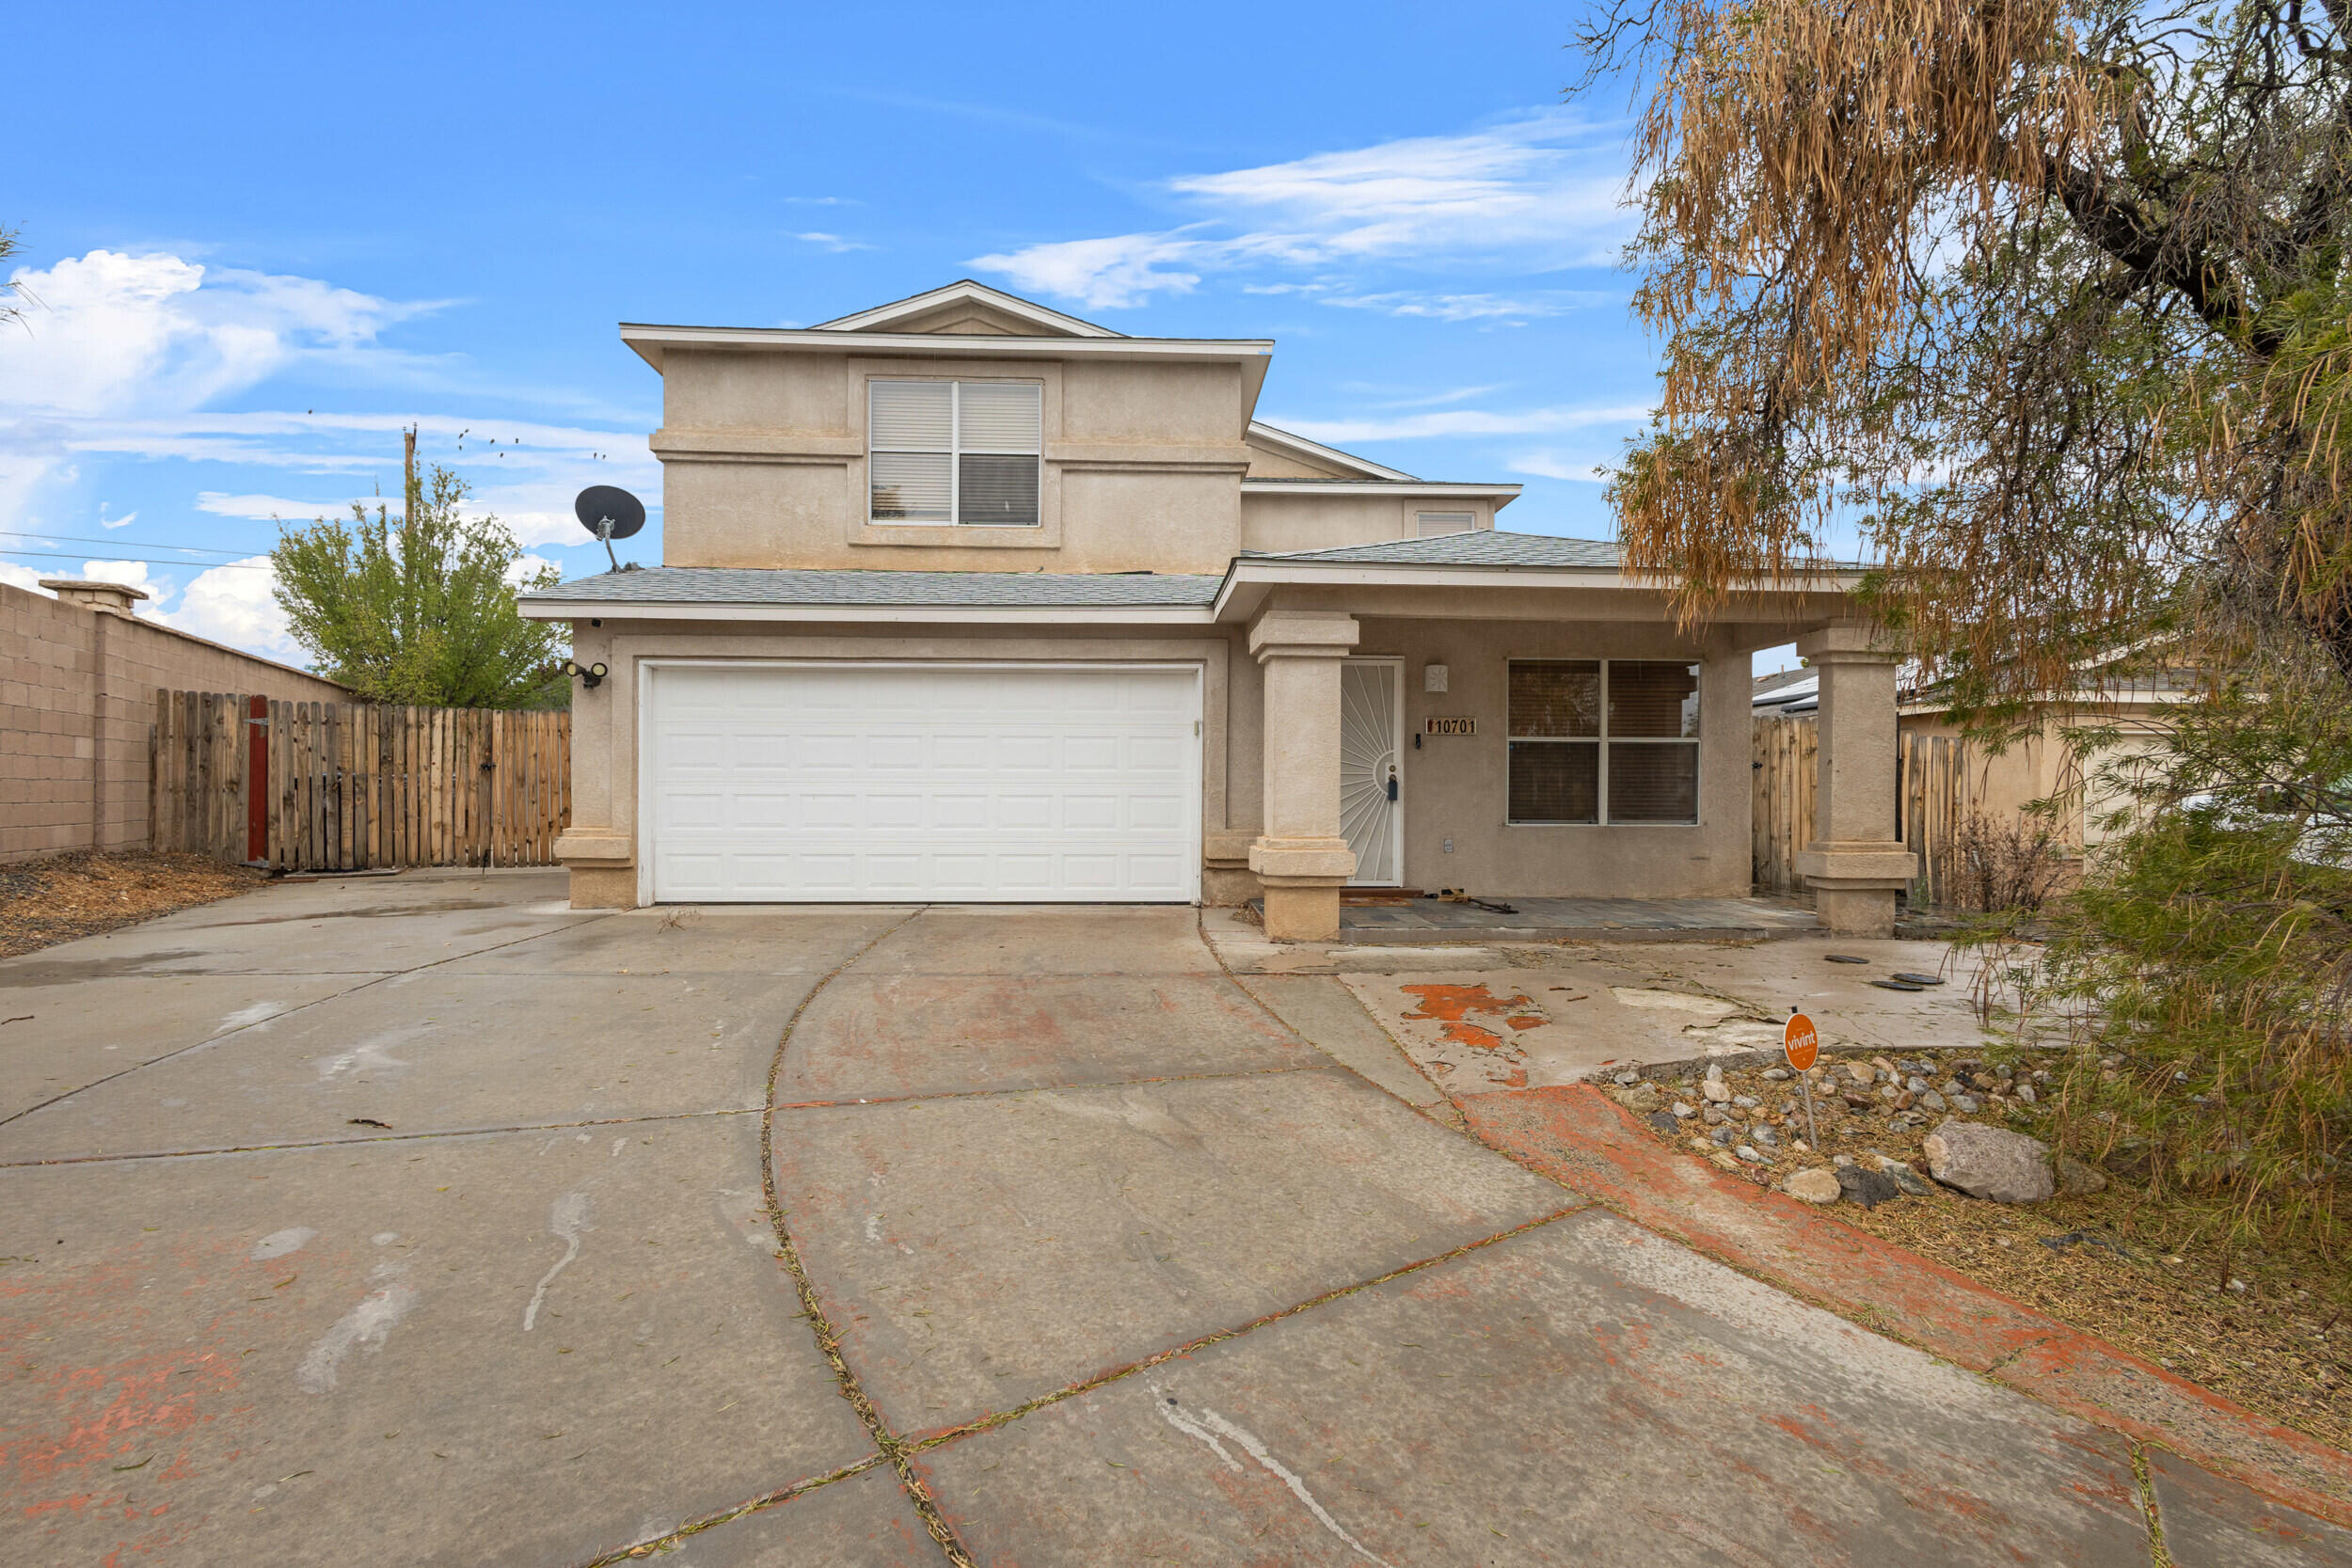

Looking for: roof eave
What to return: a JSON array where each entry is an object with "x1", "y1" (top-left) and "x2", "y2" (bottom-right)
[
  {"x1": 517, "y1": 598, "x2": 1216, "y2": 626},
  {"x1": 1208, "y1": 560, "x2": 1867, "y2": 622}
]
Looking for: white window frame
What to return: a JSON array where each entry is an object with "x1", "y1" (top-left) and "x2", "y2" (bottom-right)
[
  {"x1": 1505, "y1": 658, "x2": 1702, "y2": 827},
  {"x1": 866, "y1": 378, "x2": 1042, "y2": 528}
]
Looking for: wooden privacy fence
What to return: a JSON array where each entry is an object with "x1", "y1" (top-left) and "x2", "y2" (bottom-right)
[
  {"x1": 1751, "y1": 716, "x2": 1977, "y2": 908},
  {"x1": 1898, "y1": 729, "x2": 1978, "y2": 910},
  {"x1": 149, "y1": 690, "x2": 570, "y2": 870},
  {"x1": 1751, "y1": 716, "x2": 1819, "y2": 896}
]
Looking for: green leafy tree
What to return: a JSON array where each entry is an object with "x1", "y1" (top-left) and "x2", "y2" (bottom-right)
[{"x1": 272, "y1": 451, "x2": 566, "y2": 708}]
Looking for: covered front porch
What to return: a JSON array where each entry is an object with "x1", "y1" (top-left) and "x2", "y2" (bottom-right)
[{"x1": 1212, "y1": 536, "x2": 1915, "y2": 942}]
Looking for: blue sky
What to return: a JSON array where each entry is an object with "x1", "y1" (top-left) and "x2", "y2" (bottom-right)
[{"x1": 4, "y1": 1, "x2": 1672, "y2": 665}]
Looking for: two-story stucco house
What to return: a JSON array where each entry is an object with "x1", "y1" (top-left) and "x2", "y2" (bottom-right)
[{"x1": 521, "y1": 281, "x2": 1915, "y2": 938}]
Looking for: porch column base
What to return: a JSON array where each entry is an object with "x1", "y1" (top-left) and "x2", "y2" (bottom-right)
[
  {"x1": 1797, "y1": 840, "x2": 1917, "y2": 937},
  {"x1": 555, "y1": 830, "x2": 637, "y2": 910},
  {"x1": 1249, "y1": 837, "x2": 1356, "y2": 942}
]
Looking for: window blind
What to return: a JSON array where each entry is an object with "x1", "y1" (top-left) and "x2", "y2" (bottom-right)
[
  {"x1": 1417, "y1": 510, "x2": 1475, "y2": 537},
  {"x1": 867, "y1": 379, "x2": 1041, "y2": 526}
]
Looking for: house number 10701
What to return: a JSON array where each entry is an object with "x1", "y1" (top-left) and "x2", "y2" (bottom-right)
[{"x1": 1424, "y1": 717, "x2": 1476, "y2": 736}]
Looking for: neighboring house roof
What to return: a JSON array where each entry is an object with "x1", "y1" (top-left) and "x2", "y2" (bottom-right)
[
  {"x1": 1753, "y1": 668, "x2": 1819, "y2": 714},
  {"x1": 1240, "y1": 533, "x2": 1623, "y2": 568}
]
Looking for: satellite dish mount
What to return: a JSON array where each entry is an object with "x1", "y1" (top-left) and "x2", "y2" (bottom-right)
[{"x1": 573, "y1": 485, "x2": 646, "y2": 572}]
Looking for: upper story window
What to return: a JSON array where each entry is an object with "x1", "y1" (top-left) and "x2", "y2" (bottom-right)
[
  {"x1": 1507, "y1": 659, "x2": 1700, "y2": 825},
  {"x1": 1416, "y1": 510, "x2": 1475, "y2": 537},
  {"x1": 868, "y1": 379, "x2": 1042, "y2": 527}
]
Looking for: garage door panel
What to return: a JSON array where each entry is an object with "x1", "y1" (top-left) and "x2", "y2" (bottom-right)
[{"x1": 649, "y1": 665, "x2": 1200, "y2": 902}]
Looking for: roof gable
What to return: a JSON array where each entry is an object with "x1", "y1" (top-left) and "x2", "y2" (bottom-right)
[
  {"x1": 1245, "y1": 421, "x2": 1416, "y2": 482},
  {"x1": 812, "y1": 280, "x2": 1124, "y2": 339}
]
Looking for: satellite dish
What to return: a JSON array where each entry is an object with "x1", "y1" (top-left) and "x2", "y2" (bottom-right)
[{"x1": 574, "y1": 485, "x2": 645, "y2": 571}]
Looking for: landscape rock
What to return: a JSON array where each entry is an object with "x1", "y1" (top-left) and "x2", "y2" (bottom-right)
[
  {"x1": 1783, "y1": 1168, "x2": 1843, "y2": 1204},
  {"x1": 1671, "y1": 1101, "x2": 1695, "y2": 1119},
  {"x1": 1647, "y1": 1111, "x2": 1682, "y2": 1135},
  {"x1": 1836, "y1": 1164, "x2": 1903, "y2": 1208},
  {"x1": 1616, "y1": 1082, "x2": 1663, "y2": 1115},
  {"x1": 1702, "y1": 1079, "x2": 1732, "y2": 1103},
  {"x1": 1923, "y1": 1118, "x2": 2056, "y2": 1203},
  {"x1": 2056, "y1": 1154, "x2": 2108, "y2": 1197},
  {"x1": 1870, "y1": 1156, "x2": 1935, "y2": 1197}
]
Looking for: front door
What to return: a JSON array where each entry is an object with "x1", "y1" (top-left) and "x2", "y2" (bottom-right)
[{"x1": 1339, "y1": 658, "x2": 1403, "y2": 885}]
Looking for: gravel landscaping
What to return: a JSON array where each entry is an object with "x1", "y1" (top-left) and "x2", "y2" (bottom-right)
[{"x1": 1609, "y1": 1053, "x2": 2352, "y2": 1452}]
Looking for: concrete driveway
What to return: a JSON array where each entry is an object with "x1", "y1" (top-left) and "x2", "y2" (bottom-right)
[{"x1": 0, "y1": 872, "x2": 2337, "y2": 1565}]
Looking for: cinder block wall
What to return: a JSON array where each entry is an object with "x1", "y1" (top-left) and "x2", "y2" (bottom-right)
[{"x1": 0, "y1": 581, "x2": 349, "y2": 863}]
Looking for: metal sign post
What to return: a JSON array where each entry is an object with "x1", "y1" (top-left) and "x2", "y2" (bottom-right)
[{"x1": 1785, "y1": 1010, "x2": 1820, "y2": 1148}]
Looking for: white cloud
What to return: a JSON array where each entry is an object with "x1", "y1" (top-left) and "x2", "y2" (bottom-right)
[
  {"x1": 1265, "y1": 401, "x2": 1652, "y2": 444},
  {"x1": 198, "y1": 490, "x2": 376, "y2": 521},
  {"x1": 973, "y1": 111, "x2": 1636, "y2": 309},
  {"x1": 0, "y1": 562, "x2": 48, "y2": 594},
  {"x1": 1508, "y1": 451, "x2": 1616, "y2": 483},
  {"x1": 791, "y1": 231, "x2": 877, "y2": 253},
  {"x1": 2, "y1": 249, "x2": 441, "y2": 420},
  {"x1": 152, "y1": 556, "x2": 303, "y2": 663},
  {"x1": 99, "y1": 506, "x2": 135, "y2": 530},
  {"x1": 0, "y1": 248, "x2": 452, "y2": 534},
  {"x1": 1318, "y1": 290, "x2": 1610, "y2": 323},
  {"x1": 72, "y1": 558, "x2": 170, "y2": 598}
]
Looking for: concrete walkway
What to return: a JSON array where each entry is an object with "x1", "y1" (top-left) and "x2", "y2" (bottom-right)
[{"x1": 0, "y1": 874, "x2": 2341, "y2": 1565}]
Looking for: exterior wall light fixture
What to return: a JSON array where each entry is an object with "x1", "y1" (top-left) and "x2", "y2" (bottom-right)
[{"x1": 564, "y1": 659, "x2": 609, "y2": 690}]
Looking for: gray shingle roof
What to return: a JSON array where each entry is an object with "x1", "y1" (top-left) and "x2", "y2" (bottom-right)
[
  {"x1": 1242, "y1": 532, "x2": 1624, "y2": 568},
  {"x1": 522, "y1": 565, "x2": 1223, "y2": 608}
]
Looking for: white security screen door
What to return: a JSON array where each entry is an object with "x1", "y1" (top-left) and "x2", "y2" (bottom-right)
[
  {"x1": 1339, "y1": 659, "x2": 1403, "y2": 886},
  {"x1": 647, "y1": 663, "x2": 1200, "y2": 902}
]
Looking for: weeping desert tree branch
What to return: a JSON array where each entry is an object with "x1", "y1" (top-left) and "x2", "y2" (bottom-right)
[
  {"x1": 1584, "y1": 0, "x2": 2352, "y2": 698},
  {"x1": 1581, "y1": 0, "x2": 2352, "y2": 1243}
]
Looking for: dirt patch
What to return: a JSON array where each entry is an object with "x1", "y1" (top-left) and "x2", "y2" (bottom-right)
[
  {"x1": 0, "y1": 851, "x2": 263, "y2": 959},
  {"x1": 1613, "y1": 1056, "x2": 2352, "y2": 1454}
]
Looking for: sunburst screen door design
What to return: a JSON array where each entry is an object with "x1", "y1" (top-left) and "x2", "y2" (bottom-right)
[{"x1": 1339, "y1": 659, "x2": 1402, "y2": 885}]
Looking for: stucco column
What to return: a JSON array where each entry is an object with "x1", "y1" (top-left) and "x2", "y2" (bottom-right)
[
  {"x1": 1247, "y1": 608, "x2": 1359, "y2": 941},
  {"x1": 551, "y1": 623, "x2": 636, "y2": 909},
  {"x1": 1792, "y1": 623, "x2": 1918, "y2": 936}
]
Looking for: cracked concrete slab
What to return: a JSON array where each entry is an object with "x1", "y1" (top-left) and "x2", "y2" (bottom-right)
[
  {"x1": 854, "y1": 905, "x2": 1223, "y2": 976},
  {"x1": 0, "y1": 970, "x2": 818, "y2": 1161},
  {"x1": 0, "y1": 1114, "x2": 872, "y2": 1568},
  {"x1": 777, "y1": 973, "x2": 1314, "y2": 1102},
  {"x1": 917, "y1": 1208, "x2": 2153, "y2": 1567},
  {"x1": 0, "y1": 868, "x2": 596, "y2": 977},
  {"x1": 771, "y1": 1067, "x2": 1575, "y2": 1437},
  {"x1": 1235, "y1": 974, "x2": 1443, "y2": 1107},
  {"x1": 0, "y1": 974, "x2": 372, "y2": 1121},
  {"x1": 437, "y1": 903, "x2": 917, "y2": 977},
  {"x1": 654, "y1": 1465, "x2": 938, "y2": 1566}
]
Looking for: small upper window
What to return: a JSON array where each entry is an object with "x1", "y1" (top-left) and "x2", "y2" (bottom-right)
[
  {"x1": 1417, "y1": 510, "x2": 1475, "y2": 537},
  {"x1": 869, "y1": 379, "x2": 1041, "y2": 526}
]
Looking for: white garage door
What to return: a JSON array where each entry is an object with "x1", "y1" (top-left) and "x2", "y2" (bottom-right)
[{"x1": 646, "y1": 663, "x2": 1200, "y2": 902}]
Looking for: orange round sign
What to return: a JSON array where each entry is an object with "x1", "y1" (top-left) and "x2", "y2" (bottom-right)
[{"x1": 1783, "y1": 1012, "x2": 1820, "y2": 1072}]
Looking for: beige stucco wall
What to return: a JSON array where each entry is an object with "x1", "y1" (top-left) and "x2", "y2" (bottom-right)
[
  {"x1": 0, "y1": 583, "x2": 348, "y2": 863},
  {"x1": 652, "y1": 348, "x2": 1258, "y2": 574},
  {"x1": 558, "y1": 613, "x2": 1754, "y2": 905},
  {"x1": 1355, "y1": 618, "x2": 1751, "y2": 898},
  {"x1": 1901, "y1": 704, "x2": 2175, "y2": 849}
]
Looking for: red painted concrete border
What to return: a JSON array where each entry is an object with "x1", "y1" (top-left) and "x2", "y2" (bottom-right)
[{"x1": 1458, "y1": 1082, "x2": 2352, "y2": 1530}]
